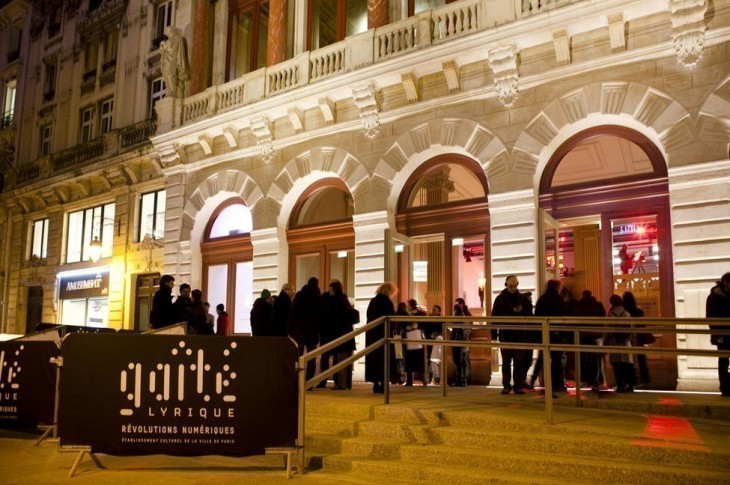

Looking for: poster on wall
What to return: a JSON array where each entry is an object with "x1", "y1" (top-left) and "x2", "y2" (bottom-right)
[
  {"x1": 58, "y1": 334, "x2": 298, "y2": 456},
  {"x1": 0, "y1": 341, "x2": 58, "y2": 429}
]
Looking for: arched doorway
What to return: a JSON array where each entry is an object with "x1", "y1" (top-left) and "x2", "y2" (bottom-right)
[
  {"x1": 201, "y1": 198, "x2": 254, "y2": 334},
  {"x1": 395, "y1": 154, "x2": 492, "y2": 385},
  {"x1": 538, "y1": 126, "x2": 676, "y2": 388},
  {"x1": 287, "y1": 179, "x2": 355, "y2": 294},
  {"x1": 396, "y1": 154, "x2": 490, "y2": 314}
]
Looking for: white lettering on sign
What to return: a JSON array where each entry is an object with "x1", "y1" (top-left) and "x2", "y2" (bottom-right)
[{"x1": 66, "y1": 278, "x2": 102, "y2": 291}]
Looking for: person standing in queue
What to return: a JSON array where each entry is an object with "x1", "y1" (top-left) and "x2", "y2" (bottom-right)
[
  {"x1": 533, "y1": 279, "x2": 569, "y2": 392},
  {"x1": 707, "y1": 272, "x2": 730, "y2": 397},
  {"x1": 172, "y1": 283, "x2": 192, "y2": 325},
  {"x1": 287, "y1": 278, "x2": 323, "y2": 385},
  {"x1": 365, "y1": 282, "x2": 398, "y2": 394},
  {"x1": 188, "y1": 289, "x2": 213, "y2": 335},
  {"x1": 320, "y1": 280, "x2": 356, "y2": 390},
  {"x1": 491, "y1": 275, "x2": 533, "y2": 395},
  {"x1": 216, "y1": 303, "x2": 230, "y2": 336},
  {"x1": 271, "y1": 283, "x2": 295, "y2": 337},
  {"x1": 250, "y1": 289, "x2": 273, "y2": 336},
  {"x1": 149, "y1": 274, "x2": 176, "y2": 330}
]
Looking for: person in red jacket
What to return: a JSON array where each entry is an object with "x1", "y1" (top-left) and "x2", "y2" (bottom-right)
[{"x1": 216, "y1": 303, "x2": 230, "y2": 336}]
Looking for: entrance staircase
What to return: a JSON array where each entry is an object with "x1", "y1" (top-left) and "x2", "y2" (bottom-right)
[{"x1": 304, "y1": 387, "x2": 730, "y2": 484}]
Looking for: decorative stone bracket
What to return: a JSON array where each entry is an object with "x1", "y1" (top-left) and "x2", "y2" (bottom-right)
[
  {"x1": 157, "y1": 143, "x2": 182, "y2": 167},
  {"x1": 251, "y1": 116, "x2": 274, "y2": 163},
  {"x1": 442, "y1": 60, "x2": 460, "y2": 92},
  {"x1": 352, "y1": 83, "x2": 380, "y2": 139},
  {"x1": 487, "y1": 44, "x2": 519, "y2": 107},
  {"x1": 669, "y1": 0, "x2": 708, "y2": 68}
]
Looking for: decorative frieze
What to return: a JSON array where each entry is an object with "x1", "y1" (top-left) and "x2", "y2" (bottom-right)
[
  {"x1": 487, "y1": 44, "x2": 519, "y2": 107},
  {"x1": 352, "y1": 83, "x2": 380, "y2": 139},
  {"x1": 669, "y1": 0, "x2": 708, "y2": 68},
  {"x1": 250, "y1": 116, "x2": 274, "y2": 163}
]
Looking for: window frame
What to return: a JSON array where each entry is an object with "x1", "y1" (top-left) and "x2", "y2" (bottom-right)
[
  {"x1": 2, "y1": 79, "x2": 16, "y2": 128},
  {"x1": 152, "y1": 1, "x2": 174, "y2": 51},
  {"x1": 149, "y1": 77, "x2": 166, "y2": 118},
  {"x1": 102, "y1": 29, "x2": 118, "y2": 70},
  {"x1": 100, "y1": 98, "x2": 114, "y2": 134},
  {"x1": 138, "y1": 189, "x2": 166, "y2": 242},
  {"x1": 66, "y1": 203, "x2": 115, "y2": 264},
  {"x1": 227, "y1": 0, "x2": 270, "y2": 79},
  {"x1": 80, "y1": 106, "x2": 95, "y2": 142},
  {"x1": 43, "y1": 60, "x2": 58, "y2": 103},
  {"x1": 307, "y1": 0, "x2": 367, "y2": 51},
  {"x1": 30, "y1": 218, "x2": 49, "y2": 260},
  {"x1": 40, "y1": 123, "x2": 53, "y2": 157}
]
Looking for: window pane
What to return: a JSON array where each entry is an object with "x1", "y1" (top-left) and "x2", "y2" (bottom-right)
[
  {"x1": 311, "y1": 0, "x2": 337, "y2": 50},
  {"x1": 140, "y1": 192, "x2": 155, "y2": 239},
  {"x1": 102, "y1": 203, "x2": 115, "y2": 258},
  {"x1": 87, "y1": 297, "x2": 108, "y2": 327},
  {"x1": 234, "y1": 10, "x2": 255, "y2": 77},
  {"x1": 258, "y1": 3, "x2": 269, "y2": 70},
  {"x1": 295, "y1": 253, "x2": 320, "y2": 289},
  {"x1": 155, "y1": 191, "x2": 166, "y2": 239},
  {"x1": 209, "y1": 203, "x2": 252, "y2": 238},
  {"x1": 67, "y1": 211, "x2": 84, "y2": 263},
  {"x1": 413, "y1": 0, "x2": 444, "y2": 15},
  {"x1": 234, "y1": 261, "x2": 253, "y2": 334},
  {"x1": 207, "y1": 264, "x2": 228, "y2": 331},
  {"x1": 61, "y1": 299, "x2": 86, "y2": 326},
  {"x1": 345, "y1": 0, "x2": 367, "y2": 37}
]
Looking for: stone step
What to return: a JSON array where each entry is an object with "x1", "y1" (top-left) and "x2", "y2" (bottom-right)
[
  {"x1": 305, "y1": 414, "x2": 359, "y2": 436},
  {"x1": 304, "y1": 433, "x2": 343, "y2": 455},
  {"x1": 339, "y1": 435, "x2": 404, "y2": 459},
  {"x1": 356, "y1": 419, "x2": 431, "y2": 443},
  {"x1": 426, "y1": 425, "x2": 730, "y2": 471},
  {"x1": 399, "y1": 444, "x2": 730, "y2": 484},
  {"x1": 323, "y1": 455, "x2": 575, "y2": 484},
  {"x1": 305, "y1": 395, "x2": 374, "y2": 420}
]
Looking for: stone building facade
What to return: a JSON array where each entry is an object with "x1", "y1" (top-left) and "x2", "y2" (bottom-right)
[{"x1": 0, "y1": 0, "x2": 728, "y2": 390}]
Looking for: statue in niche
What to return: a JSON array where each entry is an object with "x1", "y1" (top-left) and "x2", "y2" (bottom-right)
[{"x1": 159, "y1": 26, "x2": 190, "y2": 98}]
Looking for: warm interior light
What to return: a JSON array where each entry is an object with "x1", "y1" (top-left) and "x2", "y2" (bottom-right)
[
  {"x1": 337, "y1": 250, "x2": 348, "y2": 258},
  {"x1": 89, "y1": 237, "x2": 103, "y2": 262},
  {"x1": 452, "y1": 238, "x2": 464, "y2": 246},
  {"x1": 394, "y1": 244, "x2": 404, "y2": 253}
]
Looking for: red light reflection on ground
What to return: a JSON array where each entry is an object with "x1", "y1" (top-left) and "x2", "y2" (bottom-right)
[
  {"x1": 632, "y1": 416, "x2": 708, "y2": 452},
  {"x1": 657, "y1": 398, "x2": 682, "y2": 405}
]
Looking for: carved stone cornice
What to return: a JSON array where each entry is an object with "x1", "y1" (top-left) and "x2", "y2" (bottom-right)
[
  {"x1": 352, "y1": 83, "x2": 380, "y2": 139},
  {"x1": 250, "y1": 116, "x2": 274, "y2": 163},
  {"x1": 669, "y1": 0, "x2": 708, "y2": 68},
  {"x1": 77, "y1": 0, "x2": 126, "y2": 36},
  {"x1": 487, "y1": 44, "x2": 519, "y2": 107}
]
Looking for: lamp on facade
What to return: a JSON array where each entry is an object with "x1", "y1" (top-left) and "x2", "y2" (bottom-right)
[{"x1": 89, "y1": 236, "x2": 103, "y2": 263}]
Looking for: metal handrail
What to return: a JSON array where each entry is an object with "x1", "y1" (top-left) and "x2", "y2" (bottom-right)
[{"x1": 294, "y1": 315, "x2": 730, "y2": 469}]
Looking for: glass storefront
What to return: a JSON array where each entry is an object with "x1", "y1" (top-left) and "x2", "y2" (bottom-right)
[{"x1": 58, "y1": 270, "x2": 109, "y2": 327}]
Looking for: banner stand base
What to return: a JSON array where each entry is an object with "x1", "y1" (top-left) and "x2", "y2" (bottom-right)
[
  {"x1": 62, "y1": 447, "x2": 104, "y2": 478},
  {"x1": 34, "y1": 425, "x2": 57, "y2": 446},
  {"x1": 266, "y1": 447, "x2": 303, "y2": 479}
]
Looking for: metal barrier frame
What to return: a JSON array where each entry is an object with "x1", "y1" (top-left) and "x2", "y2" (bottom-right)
[{"x1": 295, "y1": 315, "x2": 730, "y2": 472}]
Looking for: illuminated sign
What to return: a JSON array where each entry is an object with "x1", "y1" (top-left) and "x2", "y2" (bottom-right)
[{"x1": 59, "y1": 271, "x2": 109, "y2": 299}]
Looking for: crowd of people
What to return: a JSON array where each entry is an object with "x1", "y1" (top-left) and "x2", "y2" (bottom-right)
[{"x1": 149, "y1": 270, "x2": 730, "y2": 397}]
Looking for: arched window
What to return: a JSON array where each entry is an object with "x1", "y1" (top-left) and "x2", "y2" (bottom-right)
[
  {"x1": 287, "y1": 179, "x2": 355, "y2": 293},
  {"x1": 201, "y1": 199, "x2": 254, "y2": 334}
]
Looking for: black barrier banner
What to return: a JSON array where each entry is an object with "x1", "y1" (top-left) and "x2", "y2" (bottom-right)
[
  {"x1": 0, "y1": 341, "x2": 58, "y2": 428},
  {"x1": 58, "y1": 334, "x2": 298, "y2": 456}
]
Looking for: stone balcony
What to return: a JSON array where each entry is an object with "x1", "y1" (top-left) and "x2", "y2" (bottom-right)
[{"x1": 165, "y1": 0, "x2": 570, "y2": 131}]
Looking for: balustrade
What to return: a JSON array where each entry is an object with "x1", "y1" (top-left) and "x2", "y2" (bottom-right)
[
  {"x1": 374, "y1": 17, "x2": 418, "y2": 62},
  {"x1": 310, "y1": 44, "x2": 346, "y2": 82}
]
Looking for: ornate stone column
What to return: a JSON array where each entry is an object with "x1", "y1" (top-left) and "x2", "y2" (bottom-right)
[
  {"x1": 367, "y1": 0, "x2": 388, "y2": 30},
  {"x1": 190, "y1": 0, "x2": 212, "y2": 95},
  {"x1": 267, "y1": 0, "x2": 288, "y2": 66}
]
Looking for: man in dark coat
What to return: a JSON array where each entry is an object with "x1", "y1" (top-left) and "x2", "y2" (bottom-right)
[
  {"x1": 250, "y1": 289, "x2": 273, "y2": 336},
  {"x1": 574, "y1": 290, "x2": 606, "y2": 389},
  {"x1": 171, "y1": 283, "x2": 192, "y2": 324},
  {"x1": 149, "y1": 274, "x2": 176, "y2": 329},
  {"x1": 320, "y1": 280, "x2": 356, "y2": 390},
  {"x1": 271, "y1": 283, "x2": 295, "y2": 337},
  {"x1": 491, "y1": 275, "x2": 533, "y2": 394},
  {"x1": 188, "y1": 289, "x2": 213, "y2": 335},
  {"x1": 287, "y1": 278, "x2": 323, "y2": 384},
  {"x1": 707, "y1": 272, "x2": 730, "y2": 397},
  {"x1": 365, "y1": 282, "x2": 397, "y2": 394},
  {"x1": 532, "y1": 279, "x2": 569, "y2": 392}
]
